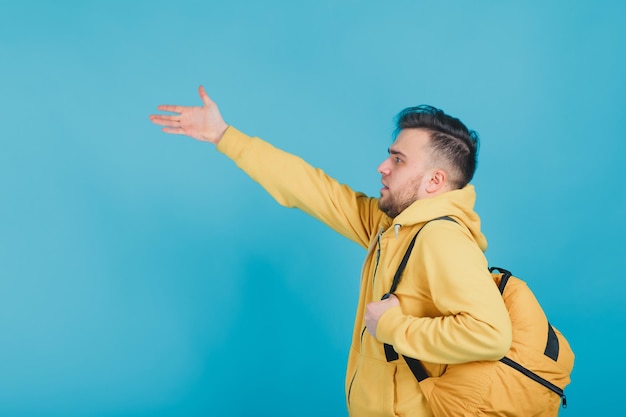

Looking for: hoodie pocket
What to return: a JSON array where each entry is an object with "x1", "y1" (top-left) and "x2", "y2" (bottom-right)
[
  {"x1": 393, "y1": 361, "x2": 436, "y2": 417},
  {"x1": 347, "y1": 348, "x2": 396, "y2": 417}
]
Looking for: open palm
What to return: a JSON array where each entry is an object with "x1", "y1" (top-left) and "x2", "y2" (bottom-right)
[{"x1": 149, "y1": 86, "x2": 228, "y2": 144}]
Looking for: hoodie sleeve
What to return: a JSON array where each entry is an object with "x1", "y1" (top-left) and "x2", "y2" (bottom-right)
[
  {"x1": 375, "y1": 221, "x2": 512, "y2": 364},
  {"x1": 216, "y1": 126, "x2": 382, "y2": 248}
]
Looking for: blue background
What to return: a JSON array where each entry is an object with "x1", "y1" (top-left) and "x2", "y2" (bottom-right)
[{"x1": 1, "y1": 1, "x2": 624, "y2": 416}]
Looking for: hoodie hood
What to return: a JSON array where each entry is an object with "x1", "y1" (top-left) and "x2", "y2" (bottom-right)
[{"x1": 388, "y1": 184, "x2": 487, "y2": 251}]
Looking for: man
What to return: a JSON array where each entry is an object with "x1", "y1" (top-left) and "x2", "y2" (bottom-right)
[{"x1": 149, "y1": 86, "x2": 512, "y2": 417}]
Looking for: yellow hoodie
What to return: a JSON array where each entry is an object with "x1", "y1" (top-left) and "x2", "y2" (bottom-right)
[{"x1": 218, "y1": 127, "x2": 512, "y2": 417}]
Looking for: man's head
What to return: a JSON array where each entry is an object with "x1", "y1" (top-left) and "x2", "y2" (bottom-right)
[{"x1": 377, "y1": 105, "x2": 479, "y2": 218}]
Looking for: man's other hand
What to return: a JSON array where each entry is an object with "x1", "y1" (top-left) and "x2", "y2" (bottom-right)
[
  {"x1": 365, "y1": 294, "x2": 399, "y2": 339},
  {"x1": 149, "y1": 86, "x2": 229, "y2": 144}
]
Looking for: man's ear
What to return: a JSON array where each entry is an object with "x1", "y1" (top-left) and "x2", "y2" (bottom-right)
[{"x1": 425, "y1": 169, "x2": 447, "y2": 194}]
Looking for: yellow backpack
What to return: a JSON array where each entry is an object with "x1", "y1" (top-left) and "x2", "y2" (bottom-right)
[{"x1": 384, "y1": 218, "x2": 575, "y2": 416}]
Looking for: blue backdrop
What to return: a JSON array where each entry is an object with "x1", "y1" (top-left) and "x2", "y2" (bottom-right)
[{"x1": 1, "y1": 1, "x2": 624, "y2": 416}]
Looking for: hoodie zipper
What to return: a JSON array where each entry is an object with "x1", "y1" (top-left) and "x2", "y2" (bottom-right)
[
  {"x1": 371, "y1": 229, "x2": 384, "y2": 289},
  {"x1": 350, "y1": 228, "x2": 385, "y2": 407}
]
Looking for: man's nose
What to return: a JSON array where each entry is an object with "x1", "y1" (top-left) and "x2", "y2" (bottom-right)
[{"x1": 378, "y1": 159, "x2": 390, "y2": 175}]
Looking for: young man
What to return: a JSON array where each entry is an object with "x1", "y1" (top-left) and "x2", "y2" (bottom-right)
[{"x1": 149, "y1": 86, "x2": 512, "y2": 417}]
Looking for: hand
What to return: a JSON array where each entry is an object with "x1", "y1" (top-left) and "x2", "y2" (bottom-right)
[
  {"x1": 365, "y1": 294, "x2": 399, "y2": 339},
  {"x1": 149, "y1": 86, "x2": 229, "y2": 144}
]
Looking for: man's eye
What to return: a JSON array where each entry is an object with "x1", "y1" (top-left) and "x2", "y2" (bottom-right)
[{"x1": 395, "y1": 157, "x2": 402, "y2": 164}]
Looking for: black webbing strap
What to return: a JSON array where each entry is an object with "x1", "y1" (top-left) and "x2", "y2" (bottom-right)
[
  {"x1": 403, "y1": 354, "x2": 430, "y2": 382},
  {"x1": 382, "y1": 230, "x2": 422, "y2": 362},
  {"x1": 383, "y1": 341, "x2": 400, "y2": 362},
  {"x1": 382, "y1": 231, "x2": 422, "y2": 299},
  {"x1": 489, "y1": 267, "x2": 512, "y2": 295},
  {"x1": 382, "y1": 216, "x2": 457, "y2": 382},
  {"x1": 382, "y1": 216, "x2": 456, "y2": 301}
]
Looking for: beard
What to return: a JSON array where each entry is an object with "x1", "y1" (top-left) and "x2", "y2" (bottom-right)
[
  {"x1": 378, "y1": 193, "x2": 413, "y2": 218},
  {"x1": 378, "y1": 175, "x2": 423, "y2": 218}
]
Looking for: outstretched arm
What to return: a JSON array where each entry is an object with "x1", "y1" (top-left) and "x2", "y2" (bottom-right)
[
  {"x1": 150, "y1": 86, "x2": 384, "y2": 247},
  {"x1": 149, "y1": 86, "x2": 229, "y2": 144}
]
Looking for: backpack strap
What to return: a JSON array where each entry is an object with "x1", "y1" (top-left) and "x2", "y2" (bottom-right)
[
  {"x1": 489, "y1": 267, "x2": 512, "y2": 294},
  {"x1": 382, "y1": 216, "x2": 457, "y2": 300},
  {"x1": 382, "y1": 216, "x2": 458, "y2": 380}
]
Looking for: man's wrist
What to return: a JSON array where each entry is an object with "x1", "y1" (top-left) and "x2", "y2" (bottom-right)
[
  {"x1": 214, "y1": 123, "x2": 230, "y2": 144},
  {"x1": 375, "y1": 305, "x2": 402, "y2": 343}
]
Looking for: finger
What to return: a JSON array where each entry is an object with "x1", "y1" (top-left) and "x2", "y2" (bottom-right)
[
  {"x1": 150, "y1": 114, "x2": 181, "y2": 122},
  {"x1": 162, "y1": 127, "x2": 185, "y2": 135},
  {"x1": 198, "y1": 85, "x2": 213, "y2": 107},
  {"x1": 150, "y1": 116, "x2": 180, "y2": 127},
  {"x1": 156, "y1": 105, "x2": 184, "y2": 114}
]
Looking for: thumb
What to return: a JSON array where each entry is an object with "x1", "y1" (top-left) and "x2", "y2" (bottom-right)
[{"x1": 198, "y1": 85, "x2": 213, "y2": 107}]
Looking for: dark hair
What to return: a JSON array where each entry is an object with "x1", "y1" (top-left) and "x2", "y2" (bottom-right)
[{"x1": 394, "y1": 105, "x2": 479, "y2": 189}]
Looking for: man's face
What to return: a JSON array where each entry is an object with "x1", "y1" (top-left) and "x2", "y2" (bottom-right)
[{"x1": 377, "y1": 128, "x2": 434, "y2": 218}]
